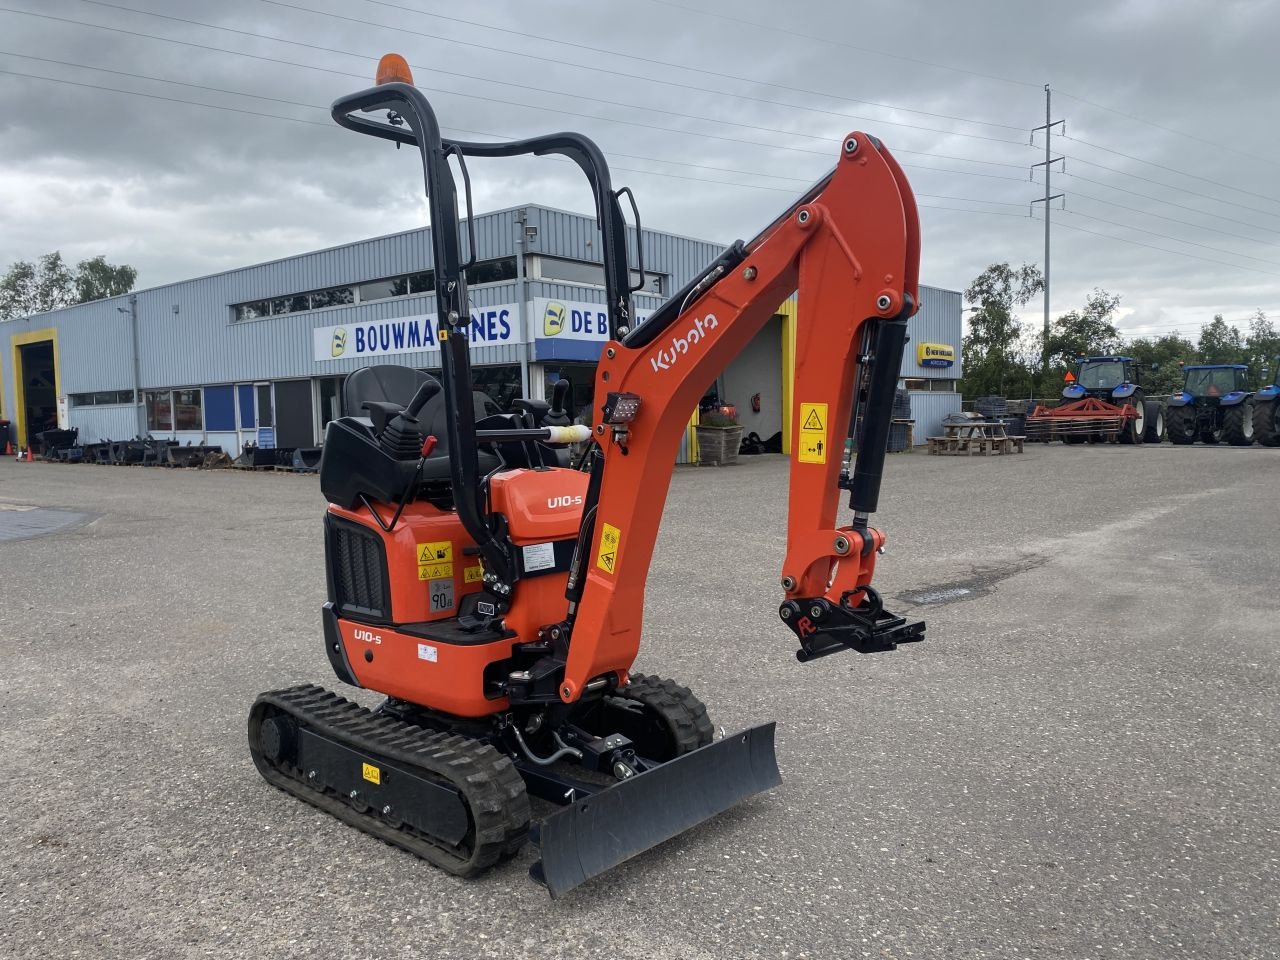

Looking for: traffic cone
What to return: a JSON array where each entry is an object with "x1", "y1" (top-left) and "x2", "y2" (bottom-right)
[
  {"x1": 2, "y1": 439, "x2": 11, "y2": 456},
  {"x1": 25, "y1": 448, "x2": 35, "y2": 462}
]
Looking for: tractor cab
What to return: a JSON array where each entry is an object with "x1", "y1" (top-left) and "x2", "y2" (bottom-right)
[
  {"x1": 1172, "y1": 364, "x2": 1251, "y2": 406},
  {"x1": 1064, "y1": 356, "x2": 1141, "y2": 402}
]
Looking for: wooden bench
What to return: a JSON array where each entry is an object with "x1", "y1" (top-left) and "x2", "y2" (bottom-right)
[{"x1": 927, "y1": 423, "x2": 1025, "y2": 456}]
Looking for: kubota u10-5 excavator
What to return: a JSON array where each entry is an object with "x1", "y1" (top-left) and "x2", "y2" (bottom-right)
[{"x1": 249, "y1": 54, "x2": 925, "y2": 897}]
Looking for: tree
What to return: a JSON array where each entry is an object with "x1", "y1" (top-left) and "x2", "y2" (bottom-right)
[
  {"x1": 1197, "y1": 314, "x2": 1247, "y2": 365},
  {"x1": 0, "y1": 251, "x2": 137, "y2": 320},
  {"x1": 1128, "y1": 332, "x2": 1198, "y2": 395},
  {"x1": 74, "y1": 255, "x2": 137, "y2": 304},
  {"x1": 1245, "y1": 310, "x2": 1280, "y2": 383},
  {"x1": 961, "y1": 262, "x2": 1043, "y2": 398},
  {"x1": 1041, "y1": 288, "x2": 1124, "y2": 370}
]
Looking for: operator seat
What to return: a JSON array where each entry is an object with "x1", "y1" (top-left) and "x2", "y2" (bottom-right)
[{"x1": 343, "y1": 365, "x2": 502, "y2": 461}]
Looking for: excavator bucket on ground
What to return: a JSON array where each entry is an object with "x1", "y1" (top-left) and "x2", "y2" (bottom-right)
[{"x1": 530, "y1": 723, "x2": 780, "y2": 897}]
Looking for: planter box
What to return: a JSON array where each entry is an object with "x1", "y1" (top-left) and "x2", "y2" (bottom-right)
[{"x1": 695, "y1": 425, "x2": 743, "y2": 466}]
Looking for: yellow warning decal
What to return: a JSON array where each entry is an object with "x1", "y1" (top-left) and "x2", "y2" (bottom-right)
[
  {"x1": 361, "y1": 762, "x2": 381, "y2": 785},
  {"x1": 417, "y1": 542, "x2": 454, "y2": 580},
  {"x1": 464, "y1": 564, "x2": 484, "y2": 584},
  {"x1": 596, "y1": 523, "x2": 622, "y2": 574},
  {"x1": 418, "y1": 563, "x2": 454, "y2": 581},
  {"x1": 418, "y1": 541, "x2": 453, "y2": 564},
  {"x1": 798, "y1": 402, "x2": 829, "y2": 464}
]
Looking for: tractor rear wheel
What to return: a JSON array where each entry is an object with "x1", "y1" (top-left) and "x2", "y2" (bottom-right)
[
  {"x1": 1223, "y1": 399, "x2": 1255, "y2": 446},
  {"x1": 1142, "y1": 400, "x2": 1165, "y2": 443},
  {"x1": 1119, "y1": 397, "x2": 1146, "y2": 444},
  {"x1": 1254, "y1": 398, "x2": 1280, "y2": 447},
  {"x1": 1166, "y1": 405, "x2": 1197, "y2": 444}
]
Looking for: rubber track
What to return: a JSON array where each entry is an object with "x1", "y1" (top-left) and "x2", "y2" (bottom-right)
[
  {"x1": 249, "y1": 684, "x2": 529, "y2": 876},
  {"x1": 621, "y1": 674, "x2": 715, "y2": 757}
]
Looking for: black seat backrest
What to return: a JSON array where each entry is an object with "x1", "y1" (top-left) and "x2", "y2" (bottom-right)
[
  {"x1": 419, "y1": 390, "x2": 504, "y2": 453},
  {"x1": 342, "y1": 365, "x2": 433, "y2": 417}
]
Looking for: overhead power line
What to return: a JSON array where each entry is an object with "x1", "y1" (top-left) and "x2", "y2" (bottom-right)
[
  {"x1": 1064, "y1": 187, "x2": 1280, "y2": 248},
  {"x1": 1058, "y1": 148, "x2": 1280, "y2": 222},
  {"x1": 1047, "y1": 170, "x2": 1280, "y2": 239},
  {"x1": 0, "y1": 58, "x2": 1031, "y2": 208},
  {"x1": 96, "y1": 0, "x2": 1278, "y2": 230},
  {"x1": 636, "y1": 0, "x2": 1040, "y2": 88},
  {"x1": 1056, "y1": 88, "x2": 1280, "y2": 171},
  {"x1": 1064, "y1": 135, "x2": 1280, "y2": 207},
  {"x1": 345, "y1": 0, "x2": 1029, "y2": 132},
  {"x1": 1056, "y1": 209, "x2": 1280, "y2": 268},
  {"x1": 1033, "y1": 209, "x2": 1280, "y2": 279},
  {"x1": 2, "y1": 3, "x2": 1034, "y2": 171},
  {"x1": 256, "y1": 0, "x2": 1034, "y2": 146},
  {"x1": 0, "y1": 6, "x2": 1040, "y2": 185}
]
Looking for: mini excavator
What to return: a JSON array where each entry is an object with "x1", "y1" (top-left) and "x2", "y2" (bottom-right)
[{"x1": 249, "y1": 54, "x2": 925, "y2": 897}]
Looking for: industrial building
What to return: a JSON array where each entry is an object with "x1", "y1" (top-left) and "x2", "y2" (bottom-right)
[{"x1": 1, "y1": 205, "x2": 961, "y2": 460}]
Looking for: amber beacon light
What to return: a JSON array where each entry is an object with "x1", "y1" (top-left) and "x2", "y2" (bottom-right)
[{"x1": 375, "y1": 53, "x2": 414, "y2": 86}]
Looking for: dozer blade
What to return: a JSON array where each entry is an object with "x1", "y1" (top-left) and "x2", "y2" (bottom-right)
[{"x1": 529, "y1": 721, "x2": 780, "y2": 898}]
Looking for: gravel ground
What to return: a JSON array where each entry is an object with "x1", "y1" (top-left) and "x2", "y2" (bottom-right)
[{"x1": 1, "y1": 443, "x2": 1276, "y2": 960}]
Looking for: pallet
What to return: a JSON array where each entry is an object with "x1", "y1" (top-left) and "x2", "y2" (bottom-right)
[{"x1": 927, "y1": 435, "x2": 1025, "y2": 456}]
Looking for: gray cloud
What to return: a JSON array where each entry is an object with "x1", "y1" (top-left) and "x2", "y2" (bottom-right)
[{"x1": 1, "y1": 0, "x2": 1277, "y2": 340}]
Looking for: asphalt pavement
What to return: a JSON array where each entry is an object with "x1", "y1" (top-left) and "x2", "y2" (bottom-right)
[{"x1": 1, "y1": 443, "x2": 1276, "y2": 959}]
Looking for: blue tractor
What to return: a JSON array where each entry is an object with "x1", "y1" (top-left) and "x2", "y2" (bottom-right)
[
  {"x1": 1166, "y1": 364, "x2": 1255, "y2": 446},
  {"x1": 1256, "y1": 357, "x2": 1280, "y2": 447},
  {"x1": 1060, "y1": 355, "x2": 1163, "y2": 443}
]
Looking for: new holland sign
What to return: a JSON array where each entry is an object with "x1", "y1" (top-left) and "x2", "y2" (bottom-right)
[
  {"x1": 313, "y1": 303, "x2": 520, "y2": 362},
  {"x1": 916, "y1": 342, "x2": 955, "y2": 368}
]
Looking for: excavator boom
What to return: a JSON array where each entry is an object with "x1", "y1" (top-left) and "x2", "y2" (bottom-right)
[{"x1": 562, "y1": 133, "x2": 923, "y2": 699}]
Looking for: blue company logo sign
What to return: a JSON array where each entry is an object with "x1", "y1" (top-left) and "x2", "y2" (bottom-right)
[{"x1": 315, "y1": 303, "x2": 519, "y2": 362}]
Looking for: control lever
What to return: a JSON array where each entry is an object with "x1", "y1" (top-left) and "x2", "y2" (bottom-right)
[
  {"x1": 548, "y1": 379, "x2": 572, "y2": 423},
  {"x1": 406, "y1": 378, "x2": 441, "y2": 419}
]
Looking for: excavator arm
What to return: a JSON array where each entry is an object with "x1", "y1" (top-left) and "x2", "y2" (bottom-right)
[{"x1": 561, "y1": 133, "x2": 924, "y2": 700}]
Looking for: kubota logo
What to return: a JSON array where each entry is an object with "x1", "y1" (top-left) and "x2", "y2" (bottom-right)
[
  {"x1": 543, "y1": 301, "x2": 566, "y2": 337},
  {"x1": 353, "y1": 628, "x2": 382, "y2": 644},
  {"x1": 331, "y1": 327, "x2": 348, "y2": 357},
  {"x1": 651, "y1": 313, "x2": 718, "y2": 373},
  {"x1": 547, "y1": 495, "x2": 583, "y2": 509}
]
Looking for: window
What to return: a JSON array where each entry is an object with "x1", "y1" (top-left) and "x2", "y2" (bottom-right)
[
  {"x1": 471, "y1": 364, "x2": 523, "y2": 412},
  {"x1": 466, "y1": 258, "x2": 517, "y2": 286},
  {"x1": 357, "y1": 278, "x2": 408, "y2": 302},
  {"x1": 308, "y1": 287, "x2": 354, "y2": 309},
  {"x1": 538, "y1": 257, "x2": 664, "y2": 295},
  {"x1": 70, "y1": 390, "x2": 134, "y2": 407},
  {"x1": 173, "y1": 389, "x2": 203, "y2": 430},
  {"x1": 902, "y1": 379, "x2": 958, "y2": 392},
  {"x1": 234, "y1": 285, "x2": 354, "y2": 321},
  {"x1": 231, "y1": 259, "x2": 517, "y2": 324},
  {"x1": 145, "y1": 390, "x2": 173, "y2": 431},
  {"x1": 256, "y1": 384, "x2": 274, "y2": 427}
]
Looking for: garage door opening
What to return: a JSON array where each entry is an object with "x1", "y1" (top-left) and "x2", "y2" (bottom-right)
[{"x1": 14, "y1": 337, "x2": 58, "y2": 450}]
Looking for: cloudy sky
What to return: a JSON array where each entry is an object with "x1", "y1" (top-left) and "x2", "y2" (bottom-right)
[{"x1": 1, "y1": 0, "x2": 1278, "y2": 341}]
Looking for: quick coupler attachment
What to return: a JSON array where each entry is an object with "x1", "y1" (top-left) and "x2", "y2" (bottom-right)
[
  {"x1": 780, "y1": 589, "x2": 925, "y2": 662},
  {"x1": 529, "y1": 722, "x2": 781, "y2": 898}
]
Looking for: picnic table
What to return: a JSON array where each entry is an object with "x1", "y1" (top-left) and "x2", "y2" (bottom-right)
[{"x1": 927, "y1": 420, "x2": 1025, "y2": 456}]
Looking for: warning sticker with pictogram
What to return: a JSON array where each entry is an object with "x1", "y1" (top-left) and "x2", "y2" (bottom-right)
[
  {"x1": 417, "y1": 541, "x2": 453, "y2": 564},
  {"x1": 798, "y1": 402, "x2": 829, "y2": 464},
  {"x1": 596, "y1": 522, "x2": 622, "y2": 574}
]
